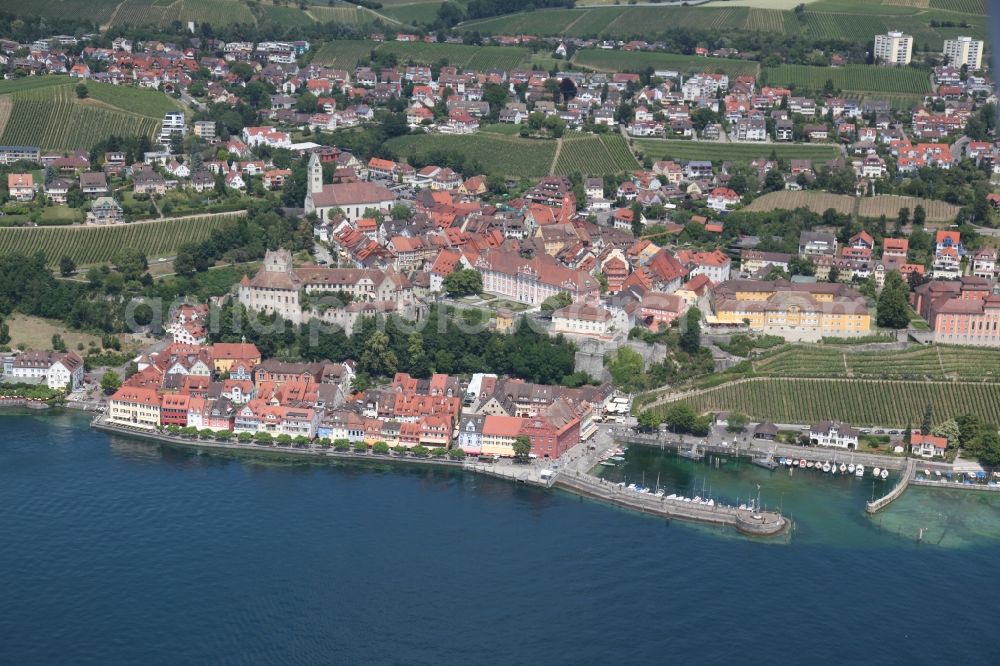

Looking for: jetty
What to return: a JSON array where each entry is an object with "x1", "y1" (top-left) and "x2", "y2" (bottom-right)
[
  {"x1": 555, "y1": 470, "x2": 788, "y2": 537},
  {"x1": 865, "y1": 459, "x2": 916, "y2": 513}
]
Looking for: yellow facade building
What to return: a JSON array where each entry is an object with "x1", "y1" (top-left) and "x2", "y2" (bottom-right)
[{"x1": 709, "y1": 279, "x2": 871, "y2": 341}]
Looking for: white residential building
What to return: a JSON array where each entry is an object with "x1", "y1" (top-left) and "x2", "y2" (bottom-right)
[
  {"x1": 874, "y1": 31, "x2": 913, "y2": 66},
  {"x1": 943, "y1": 36, "x2": 984, "y2": 70},
  {"x1": 809, "y1": 421, "x2": 859, "y2": 450},
  {"x1": 158, "y1": 111, "x2": 187, "y2": 146}
]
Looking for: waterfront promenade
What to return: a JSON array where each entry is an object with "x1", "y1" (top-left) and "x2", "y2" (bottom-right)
[{"x1": 91, "y1": 416, "x2": 789, "y2": 537}]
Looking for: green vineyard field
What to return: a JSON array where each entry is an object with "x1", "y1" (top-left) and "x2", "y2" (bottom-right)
[
  {"x1": 0, "y1": 79, "x2": 180, "y2": 151},
  {"x1": 0, "y1": 213, "x2": 243, "y2": 267},
  {"x1": 763, "y1": 64, "x2": 931, "y2": 94},
  {"x1": 657, "y1": 377, "x2": 1000, "y2": 426},
  {"x1": 385, "y1": 133, "x2": 557, "y2": 177},
  {"x1": 632, "y1": 139, "x2": 839, "y2": 163},
  {"x1": 553, "y1": 134, "x2": 639, "y2": 176}
]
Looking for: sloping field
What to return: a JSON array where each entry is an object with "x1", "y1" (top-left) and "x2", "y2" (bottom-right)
[
  {"x1": 553, "y1": 134, "x2": 639, "y2": 176},
  {"x1": 385, "y1": 133, "x2": 556, "y2": 177},
  {"x1": 0, "y1": 213, "x2": 243, "y2": 267},
  {"x1": 658, "y1": 377, "x2": 1000, "y2": 426},
  {"x1": 763, "y1": 64, "x2": 931, "y2": 95},
  {"x1": 753, "y1": 345, "x2": 1000, "y2": 381},
  {"x1": 573, "y1": 49, "x2": 759, "y2": 77},
  {"x1": 312, "y1": 40, "x2": 377, "y2": 69},
  {"x1": 0, "y1": 78, "x2": 179, "y2": 151},
  {"x1": 745, "y1": 191, "x2": 856, "y2": 216},
  {"x1": 632, "y1": 140, "x2": 839, "y2": 164},
  {"x1": 857, "y1": 196, "x2": 959, "y2": 223}
]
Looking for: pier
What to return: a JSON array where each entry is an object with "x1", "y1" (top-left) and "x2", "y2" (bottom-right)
[
  {"x1": 554, "y1": 470, "x2": 788, "y2": 537},
  {"x1": 866, "y1": 459, "x2": 916, "y2": 514}
]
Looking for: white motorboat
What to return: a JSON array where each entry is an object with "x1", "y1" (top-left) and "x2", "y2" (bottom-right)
[
  {"x1": 880, "y1": 469, "x2": 889, "y2": 480},
  {"x1": 873, "y1": 467, "x2": 881, "y2": 477},
  {"x1": 840, "y1": 463, "x2": 847, "y2": 473},
  {"x1": 822, "y1": 462, "x2": 831, "y2": 473},
  {"x1": 855, "y1": 465, "x2": 865, "y2": 477},
  {"x1": 666, "y1": 494, "x2": 677, "y2": 500}
]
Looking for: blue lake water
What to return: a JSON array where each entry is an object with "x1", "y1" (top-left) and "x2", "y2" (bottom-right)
[{"x1": 2, "y1": 410, "x2": 999, "y2": 665}]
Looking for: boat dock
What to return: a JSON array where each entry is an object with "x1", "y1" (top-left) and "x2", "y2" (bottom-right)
[
  {"x1": 616, "y1": 431, "x2": 911, "y2": 471},
  {"x1": 554, "y1": 471, "x2": 788, "y2": 537},
  {"x1": 866, "y1": 459, "x2": 916, "y2": 514}
]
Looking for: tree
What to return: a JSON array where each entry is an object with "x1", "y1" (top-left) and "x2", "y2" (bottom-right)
[
  {"x1": 100, "y1": 370, "x2": 120, "y2": 395},
  {"x1": 353, "y1": 441, "x2": 368, "y2": 452},
  {"x1": 360, "y1": 330, "x2": 398, "y2": 377},
  {"x1": 637, "y1": 410, "x2": 662, "y2": 432},
  {"x1": 513, "y1": 435, "x2": 532, "y2": 459},
  {"x1": 442, "y1": 268, "x2": 482, "y2": 296},
  {"x1": 255, "y1": 432, "x2": 273, "y2": 444},
  {"x1": 789, "y1": 255, "x2": 816, "y2": 277},
  {"x1": 75, "y1": 83, "x2": 88, "y2": 99},
  {"x1": 912, "y1": 204, "x2": 926, "y2": 228},
  {"x1": 59, "y1": 256, "x2": 76, "y2": 277},
  {"x1": 372, "y1": 441, "x2": 390, "y2": 454},
  {"x1": 897, "y1": 206, "x2": 910, "y2": 230},
  {"x1": 0, "y1": 319, "x2": 9, "y2": 345},
  {"x1": 679, "y1": 307, "x2": 701, "y2": 354},
  {"x1": 431, "y1": 447, "x2": 448, "y2": 457},
  {"x1": 540, "y1": 292, "x2": 573, "y2": 312},
  {"x1": 921, "y1": 403, "x2": 934, "y2": 436},
  {"x1": 877, "y1": 271, "x2": 910, "y2": 329},
  {"x1": 607, "y1": 347, "x2": 644, "y2": 392},
  {"x1": 726, "y1": 412, "x2": 749, "y2": 433},
  {"x1": 664, "y1": 403, "x2": 697, "y2": 433},
  {"x1": 448, "y1": 447, "x2": 466, "y2": 460},
  {"x1": 931, "y1": 419, "x2": 960, "y2": 445},
  {"x1": 956, "y1": 413, "x2": 985, "y2": 448},
  {"x1": 968, "y1": 431, "x2": 1000, "y2": 466},
  {"x1": 406, "y1": 332, "x2": 430, "y2": 378}
]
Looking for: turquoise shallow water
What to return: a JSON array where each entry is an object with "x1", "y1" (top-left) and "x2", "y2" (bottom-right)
[
  {"x1": 598, "y1": 445, "x2": 1000, "y2": 550},
  {"x1": 2, "y1": 411, "x2": 1000, "y2": 665}
]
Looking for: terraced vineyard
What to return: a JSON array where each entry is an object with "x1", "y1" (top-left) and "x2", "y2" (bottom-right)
[
  {"x1": 313, "y1": 40, "x2": 378, "y2": 69},
  {"x1": 385, "y1": 133, "x2": 557, "y2": 177},
  {"x1": 857, "y1": 196, "x2": 959, "y2": 223},
  {"x1": 929, "y1": 0, "x2": 985, "y2": 13},
  {"x1": 314, "y1": 40, "x2": 532, "y2": 70},
  {"x1": 763, "y1": 64, "x2": 931, "y2": 95},
  {"x1": 658, "y1": 378, "x2": 1000, "y2": 426},
  {"x1": 745, "y1": 7, "x2": 785, "y2": 31},
  {"x1": 0, "y1": 213, "x2": 243, "y2": 266},
  {"x1": 744, "y1": 191, "x2": 856, "y2": 216},
  {"x1": 0, "y1": 86, "x2": 160, "y2": 151},
  {"x1": 632, "y1": 139, "x2": 839, "y2": 164},
  {"x1": 753, "y1": 345, "x2": 1000, "y2": 382},
  {"x1": 573, "y1": 49, "x2": 759, "y2": 77},
  {"x1": 553, "y1": 134, "x2": 639, "y2": 176}
]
